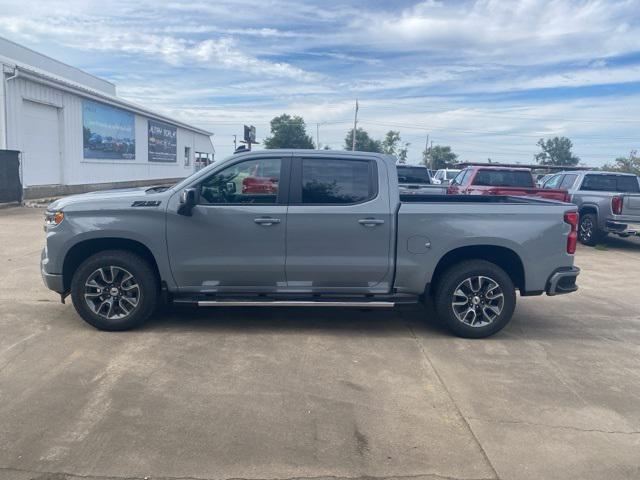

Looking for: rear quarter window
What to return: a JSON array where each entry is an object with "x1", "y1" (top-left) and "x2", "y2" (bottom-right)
[
  {"x1": 473, "y1": 170, "x2": 534, "y2": 188},
  {"x1": 580, "y1": 174, "x2": 640, "y2": 193},
  {"x1": 397, "y1": 167, "x2": 430, "y2": 184}
]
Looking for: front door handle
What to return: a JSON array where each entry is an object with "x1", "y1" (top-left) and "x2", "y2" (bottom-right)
[
  {"x1": 358, "y1": 218, "x2": 385, "y2": 227},
  {"x1": 254, "y1": 217, "x2": 281, "y2": 226}
]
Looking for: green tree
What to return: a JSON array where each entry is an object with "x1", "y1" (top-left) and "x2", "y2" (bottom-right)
[
  {"x1": 264, "y1": 114, "x2": 315, "y2": 149},
  {"x1": 344, "y1": 127, "x2": 382, "y2": 152},
  {"x1": 534, "y1": 137, "x2": 579, "y2": 166},
  {"x1": 602, "y1": 150, "x2": 640, "y2": 175},
  {"x1": 381, "y1": 130, "x2": 410, "y2": 163},
  {"x1": 422, "y1": 145, "x2": 457, "y2": 170}
]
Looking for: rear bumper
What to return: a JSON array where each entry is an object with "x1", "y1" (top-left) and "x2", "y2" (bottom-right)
[
  {"x1": 546, "y1": 266, "x2": 580, "y2": 296},
  {"x1": 606, "y1": 221, "x2": 640, "y2": 236}
]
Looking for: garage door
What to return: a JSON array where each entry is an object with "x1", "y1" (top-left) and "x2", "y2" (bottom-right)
[{"x1": 21, "y1": 100, "x2": 61, "y2": 186}]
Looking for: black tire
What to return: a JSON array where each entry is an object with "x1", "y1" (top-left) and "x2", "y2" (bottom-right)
[
  {"x1": 70, "y1": 250, "x2": 158, "y2": 331},
  {"x1": 434, "y1": 260, "x2": 516, "y2": 338},
  {"x1": 578, "y1": 213, "x2": 606, "y2": 246}
]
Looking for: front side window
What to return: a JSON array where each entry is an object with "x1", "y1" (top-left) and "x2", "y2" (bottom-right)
[
  {"x1": 200, "y1": 158, "x2": 281, "y2": 204},
  {"x1": 445, "y1": 170, "x2": 461, "y2": 180},
  {"x1": 461, "y1": 169, "x2": 473, "y2": 186},
  {"x1": 301, "y1": 158, "x2": 374, "y2": 204},
  {"x1": 450, "y1": 170, "x2": 465, "y2": 185},
  {"x1": 543, "y1": 174, "x2": 562, "y2": 189}
]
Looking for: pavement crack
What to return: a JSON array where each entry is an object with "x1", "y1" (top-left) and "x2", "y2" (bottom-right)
[
  {"x1": 400, "y1": 317, "x2": 500, "y2": 480},
  {"x1": 466, "y1": 416, "x2": 640, "y2": 435}
]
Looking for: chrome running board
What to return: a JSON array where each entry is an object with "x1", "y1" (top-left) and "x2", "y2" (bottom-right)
[{"x1": 196, "y1": 300, "x2": 395, "y2": 308}]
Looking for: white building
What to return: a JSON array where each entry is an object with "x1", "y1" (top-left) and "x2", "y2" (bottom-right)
[{"x1": 0, "y1": 36, "x2": 214, "y2": 199}]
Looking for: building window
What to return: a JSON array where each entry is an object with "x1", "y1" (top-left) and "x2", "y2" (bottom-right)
[
  {"x1": 184, "y1": 146, "x2": 191, "y2": 166},
  {"x1": 195, "y1": 152, "x2": 212, "y2": 171}
]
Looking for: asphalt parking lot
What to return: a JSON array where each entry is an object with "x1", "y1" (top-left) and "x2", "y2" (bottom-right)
[{"x1": 1, "y1": 206, "x2": 639, "y2": 480}]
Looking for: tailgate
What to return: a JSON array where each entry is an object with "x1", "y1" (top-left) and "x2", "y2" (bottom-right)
[
  {"x1": 485, "y1": 187, "x2": 567, "y2": 201},
  {"x1": 622, "y1": 194, "x2": 640, "y2": 217}
]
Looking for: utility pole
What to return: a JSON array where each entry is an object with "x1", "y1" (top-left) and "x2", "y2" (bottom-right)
[
  {"x1": 424, "y1": 134, "x2": 429, "y2": 166},
  {"x1": 316, "y1": 123, "x2": 320, "y2": 150},
  {"x1": 351, "y1": 99, "x2": 359, "y2": 151},
  {"x1": 429, "y1": 140, "x2": 433, "y2": 170}
]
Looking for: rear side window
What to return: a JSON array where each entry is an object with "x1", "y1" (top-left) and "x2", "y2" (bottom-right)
[
  {"x1": 301, "y1": 158, "x2": 375, "y2": 204},
  {"x1": 580, "y1": 174, "x2": 640, "y2": 193},
  {"x1": 473, "y1": 170, "x2": 533, "y2": 188},
  {"x1": 560, "y1": 174, "x2": 578, "y2": 189},
  {"x1": 397, "y1": 167, "x2": 430, "y2": 184}
]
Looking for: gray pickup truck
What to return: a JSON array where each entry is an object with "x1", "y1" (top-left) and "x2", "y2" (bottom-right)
[
  {"x1": 42, "y1": 150, "x2": 580, "y2": 338},
  {"x1": 396, "y1": 164, "x2": 447, "y2": 196},
  {"x1": 541, "y1": 170, "x2": 640, "y2": 245}
]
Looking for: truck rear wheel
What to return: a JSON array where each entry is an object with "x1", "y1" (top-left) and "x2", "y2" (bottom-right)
[
  {"x1": 578, "y1": 213, "x2": 606, "y2": 246},
  {"x1": 434, "y1": 260, "x2": 516, "y2": 338},
  {"x1": 70, "y1": 250, "x2": 158, "y2": 331}
]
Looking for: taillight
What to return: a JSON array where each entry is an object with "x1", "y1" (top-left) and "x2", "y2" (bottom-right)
[
  {"x1": 612, "y1": 196, "x2": 623, "y2": 215},
  {"x1": 564, "y1": 212, "x2": 578, "y2": 254}
]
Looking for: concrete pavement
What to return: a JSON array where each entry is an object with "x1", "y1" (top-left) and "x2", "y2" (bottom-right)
[{"x1": 0, "y1": 206, "x2": 638, "y2": 480}]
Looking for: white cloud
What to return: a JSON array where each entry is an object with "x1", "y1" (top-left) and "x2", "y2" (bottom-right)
[{"x1": 0, "y1": 0, "x2": 638, "y2": 165}]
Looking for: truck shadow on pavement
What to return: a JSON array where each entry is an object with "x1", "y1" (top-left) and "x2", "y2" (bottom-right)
[
  {"x1": 592, "y1": 234, "x2": 640, "y2": 251},
  {"x1": 140, "y1": 303, "x2": 452, "y2": 338}
]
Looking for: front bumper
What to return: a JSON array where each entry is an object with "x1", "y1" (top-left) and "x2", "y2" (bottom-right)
[
  {"x1": 41, "y1": 248, "x2": 64, "y2": 294},
  {"x1": 546, "y1": 266, "x2": 580, "y2": 296}
]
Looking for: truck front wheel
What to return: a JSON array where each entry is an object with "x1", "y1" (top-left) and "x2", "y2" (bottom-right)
[
  {"x1": 434, "y1": 260, "x2": 516, "y2": 338},
  {"x1": 70, "y1": 250, "x2": 158, "y2": 331}
]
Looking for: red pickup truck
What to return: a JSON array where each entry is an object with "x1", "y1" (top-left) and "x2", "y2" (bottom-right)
[{"x1": 447, "y1": 166, "x2": 570, "y2": 202}]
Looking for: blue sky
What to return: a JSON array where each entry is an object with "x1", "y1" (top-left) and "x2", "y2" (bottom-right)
[{"x1": 1, "y1": 0, "x2": 640, "y2": 165}]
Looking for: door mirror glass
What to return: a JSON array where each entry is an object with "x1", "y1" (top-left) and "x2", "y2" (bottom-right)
[{"x1": 178, "y1": 188, "x2": 197, "y2": 216}]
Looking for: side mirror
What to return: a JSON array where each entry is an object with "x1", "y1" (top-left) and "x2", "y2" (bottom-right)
[
  {"x1": 226, "y1": 182, "x2": 236, "y2": 194},
  {"x1": 178, "y1": 188, "x2": 197, "y2": 216}
]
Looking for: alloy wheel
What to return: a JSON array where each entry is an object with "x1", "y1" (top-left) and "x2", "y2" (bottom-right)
[
  {"x1": 579, "y1": 217, "x2": 593, "y2": 242},
  {"x1": 84, "y1": 266, "x2": 140, "y2": 320},
  {"x1": 451, "y1": 275, "x2": 505, "y2": 327}
]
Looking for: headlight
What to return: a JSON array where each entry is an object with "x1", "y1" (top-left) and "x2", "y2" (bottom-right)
[{"x1": 44, "y1": 211, "x2": 64, "y2": 228}]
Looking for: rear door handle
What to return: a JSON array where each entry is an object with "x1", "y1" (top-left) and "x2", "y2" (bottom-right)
[
  {"x1": 358, "y1": 218, "x2": 385, "y2": 227},
  {"x1": 254, "y1": 217, "x2": 281, "y2": 226}
]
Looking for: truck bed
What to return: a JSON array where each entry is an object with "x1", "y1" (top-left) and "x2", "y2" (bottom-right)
[{"x1": 400, "y1": 194, "x2": 561, "y2": 204}]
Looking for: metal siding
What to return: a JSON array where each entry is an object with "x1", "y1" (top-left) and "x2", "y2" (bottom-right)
[{"x1": 5, "y1": 76, "x2": 213, "y2": 188}]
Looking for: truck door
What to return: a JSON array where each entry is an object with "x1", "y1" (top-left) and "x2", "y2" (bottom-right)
[
  {"x1": 285, "y1": 156, "x2": 393, "y2": 292},
  {"x1": 166, "y1": 155, "x2": 290, "y2": 292}
]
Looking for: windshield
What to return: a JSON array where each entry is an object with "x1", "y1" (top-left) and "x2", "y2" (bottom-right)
[{"x1": 397, "y1": 167, "x2": 431, "y2": 184}]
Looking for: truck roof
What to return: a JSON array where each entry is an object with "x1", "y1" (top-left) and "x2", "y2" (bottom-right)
[
  {"x1": 557, "y1": 170, "x2": 638, "y2": 177},
  {"x1": 232, "y1": 149, "x2": 391, "y2": 159},
  {"x1": 467, "y1": 165, "x2": 532, "y2": 172}
]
